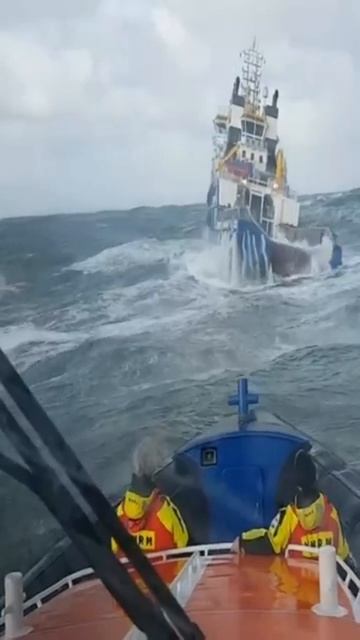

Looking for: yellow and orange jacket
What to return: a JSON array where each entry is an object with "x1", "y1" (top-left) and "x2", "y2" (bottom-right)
[
  {"x1": 112, "y1": 492, "x2": 188, "y2": 555},
  {"x1": 241, "y1": 494, "x2": 349, "y2": 560}
]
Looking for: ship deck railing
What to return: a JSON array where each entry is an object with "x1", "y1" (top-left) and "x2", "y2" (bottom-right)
[
  {"x1": 217, "y1": 172, "x2": 297, "y2": 206},
  {"x1": 220, "y1": 169, "x2": 270, "y2": 190},
  {"x1": 2, "y1": 543, "x2": 360, "y2": 629}
]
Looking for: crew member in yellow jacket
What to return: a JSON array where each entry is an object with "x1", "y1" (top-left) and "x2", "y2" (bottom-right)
[
  {"x1": 232, "y1": 450, "x2": 353, "y2": 566},
  {"x1": 112, "y1": 437, "x2": 188, "y2": 555},
  {"x1": 112, "y1": 472, "x2": 188, "y2": 554}
]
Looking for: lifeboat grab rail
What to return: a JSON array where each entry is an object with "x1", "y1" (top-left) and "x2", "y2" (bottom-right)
[
  {"x1": 286, "y1": 543, "x2": 360, "y2": 621},
  {"x1": 124, "y1": 551, "x2": 207, "y2": 640},
  {"x1": 2, "y1": 543, "x2": 360, "y2": 631},
  {"x1": 0, "y1": 544, "x2": 232, "y2": 625},
  {"x1": 1, "y1": 568, "x2": 95, "y2": 620}
]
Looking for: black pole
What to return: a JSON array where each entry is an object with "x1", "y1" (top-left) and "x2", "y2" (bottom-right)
[
  {"x1": 0, "y1": 399, "x2": 177, "y2": 639},
  {"x1": 0, "y1": 349, "x2": 204, "y2": 639}
]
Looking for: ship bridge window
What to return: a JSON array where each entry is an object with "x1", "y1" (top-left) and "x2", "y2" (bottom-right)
[
  {"x1": 242, "y1": 120, "x2": 264, "y2": 138},
  {"x1": 243, "y1": 119, "x2": 255, "y2": 136}
]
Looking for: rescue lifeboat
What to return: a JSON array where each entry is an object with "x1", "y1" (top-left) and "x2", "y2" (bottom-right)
[{"x1": 1, "y1": 349, "x2": 360, "y2": 639}]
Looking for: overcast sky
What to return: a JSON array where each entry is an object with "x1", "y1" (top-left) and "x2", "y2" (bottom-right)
[{"x1": 0, "y1": 0, "x2": 359, "y2": 217}]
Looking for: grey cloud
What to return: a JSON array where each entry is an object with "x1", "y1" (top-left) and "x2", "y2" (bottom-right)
[
  {"x1": 0, "y1": 0, "x2": 101, "y2": 26},
  {"x1": 0, "y1": 0, "x2": 358, "y2": 217}
]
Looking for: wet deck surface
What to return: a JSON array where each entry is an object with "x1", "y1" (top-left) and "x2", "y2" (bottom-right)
[
  {"x1": 25, "y1": 555, "x2": 358, "y2": 639},
  {"x1": 24, "y1": 579, "x2": 131, "y2": 640},
  {"x1": 187, "y1": 556, "x2": 357, "y2": 639},
  {"x1": 25, "y1": 559, "x2": 186, "y2": 639}
]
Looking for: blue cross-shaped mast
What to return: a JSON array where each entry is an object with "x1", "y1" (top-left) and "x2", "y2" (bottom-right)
[{"x1": 228, "y1": 377, "x2": 259, "y2": 427}]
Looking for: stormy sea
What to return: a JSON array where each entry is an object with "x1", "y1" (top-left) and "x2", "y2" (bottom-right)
[{"x1": 1, "y1": 189, "x2": 360, "y2": 579}]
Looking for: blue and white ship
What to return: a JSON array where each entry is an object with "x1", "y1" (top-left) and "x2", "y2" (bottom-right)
[{"x1": 206, "y1": 41, "x2": 342, "y2": 279}]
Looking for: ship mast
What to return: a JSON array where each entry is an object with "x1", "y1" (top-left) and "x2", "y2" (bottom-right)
[{"x1": 240, "y1": 38, "x2": 265, "y2": 114}]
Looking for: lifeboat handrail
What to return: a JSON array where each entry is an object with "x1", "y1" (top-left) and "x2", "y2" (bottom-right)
[
  {"x1": 285, "y1": 544, "x2": 320, "y2": 558},
  {"x1": 337, "y1": 556, "x2": 360, "y2": 621},
  {"x1": 143, "y1": 542, "x2": 232, "y2": 563},
  {"x1": 124, "y1": 551, "x2": 207, "y2": 640},
  {"x1": 0, "y1": 567, "x2": 95, "y2": 621},
  {"x1": 0, "y1": 544, "x2": 232, "y2": 624},
  {"x1": 286, "y1": 543, "x2": 360, "y2": 621},
  {"x1": 3, "y1": 542, "x2": 360, "y2": 629}
]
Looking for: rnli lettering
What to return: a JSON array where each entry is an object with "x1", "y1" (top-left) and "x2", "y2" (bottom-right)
[
  {"x1": 300, "y1": 532, "x2": 334, "y2": 558},
  {"x1": 135, "y1": 530, "x2": 155, "y2": 551}
]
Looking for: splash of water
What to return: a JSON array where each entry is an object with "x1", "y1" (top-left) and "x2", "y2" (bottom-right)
[
  {"x1": 238, "y1": 228, "x2": 271, "y2": 282},
  {"x1": 309, "y1": 235, "x2": 334, "y2": 274},
  {"x1": 230, "y1": 230, "x2": 241, "y2": 287},
  {"x1": 276, "y1": 229, "x2": 334, "y2": 277},
  {"x1": 198, "y1": 226, "x2": 274, "y2": 286}
]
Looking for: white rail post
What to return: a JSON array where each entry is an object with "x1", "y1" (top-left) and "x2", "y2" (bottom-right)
[
  {"x1": 312, "y1": 546, "x2": 347, "y2": 618},
  {"x1": 4, "y1": 573, "x2": 32, "y2": 638}
]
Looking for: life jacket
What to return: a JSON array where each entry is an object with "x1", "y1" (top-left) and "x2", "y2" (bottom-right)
[
  {"x1": 289, "y1": 495, "x2": 340, "y2": 558},
  {"x1": 243, "y1": 494, "x2": 349, "y2": 560},
  {"x1": 115, "y1": 492, "x2": 182, "y2": 553}
]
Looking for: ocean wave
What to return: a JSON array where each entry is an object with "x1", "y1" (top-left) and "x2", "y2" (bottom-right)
[
  {"x1": 1, "y1": 323, "x2": 84, "y2": 351},
  {"x1": 0, "y1": 274, "x2": 24, "y2": 298},
  {"x1": 0, "y1": 323, "x2": 86, "y2": 370},
  {"x1": 93, "y1": 307, "x2": 201, "y2": 341},
  {"x1": 69, "y1": 238, "x2": 188, "y2": 275},
  {"x1": 258, "y1": 342, "x2": 360, "y2": 387}
]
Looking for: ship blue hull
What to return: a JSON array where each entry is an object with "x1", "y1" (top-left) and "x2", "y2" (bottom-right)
[
  {"x1": 237, "y1": 219, "x2": 343, "y2": 278},
  {"x1": 207, "y1": 214, "x2": 342, "y2": 279}
]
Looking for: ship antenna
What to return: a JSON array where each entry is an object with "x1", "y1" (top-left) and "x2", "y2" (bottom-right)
[{"x1": 240, "y1": 39, "x2": 265, "y2": 113}]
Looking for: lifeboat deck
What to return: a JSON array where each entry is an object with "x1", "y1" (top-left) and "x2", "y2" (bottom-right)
[{"x1": 3, "y1": 545, "x2": 360, "y2": 640}]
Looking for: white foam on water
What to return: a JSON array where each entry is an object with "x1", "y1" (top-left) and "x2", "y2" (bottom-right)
[
  {"x1": 328, "y1": 191, "x2": 344, "y2": 199},
  {"x1": 241, "y1": 232, "x2": 247, "y2": 280},
  {"x1": 192, "y1": 226, "x2": 275, "y2": 288},
  {"x1": 309, "y1": 235, "x2": 333, "y2": 274},
  {"x1": 0, "y1": 323, "x2": 84, "y2": 352},
  {"x1": 230, "y1": 230, "x2": 241, "y2": 288},
  {"x1": 300, "y1": 198, "x2": 313, "y2": 207},
  {"x1": 275, "y1": 229, "x2": 336, "y2": 278},
  {"x1": 264, "y1": 249, "x2": 360, "y2": 309},
  {"x1": 184, "y1": 238, "x2": 235, "y2": 290},
  {"x1": 69, "y1": 238, "x2": 186, "y2": 275},
  {"x1": 93, "y1": 307, "x2": 201, "y2": 341},
  {"x1": 0, "y1": 274, "x2": 24, "y2": 298},
  {"x1": 184, "y1": 232, "x2": 275, "y2": 293},
  {"x1": 190, "y1": 224, "x2": 359, "y2": 328},
  {"x1": 4, "y1": 217, "x2": 357, "y2": 376},
  {"x1": 0, "y1": 323, "x2": 87, "y2": 370}
]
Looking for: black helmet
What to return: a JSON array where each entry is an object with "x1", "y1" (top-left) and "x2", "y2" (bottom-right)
[
  {"x1": 294, "y1": 449, "x2": 317, "y2": 492},
  {"x1": 128, "y1": 473, "x2": 155, "y2": 498}
]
